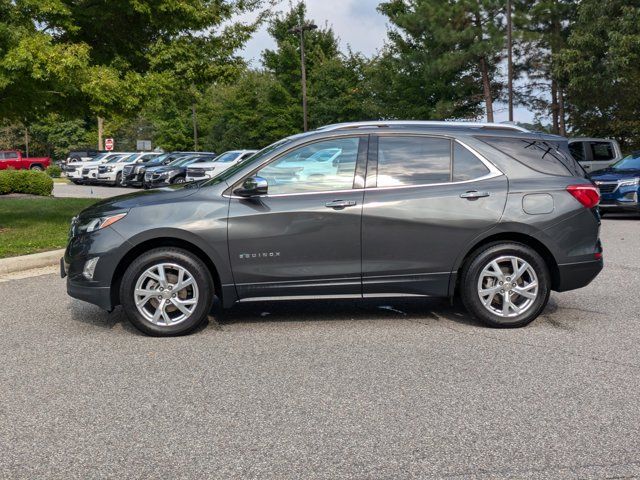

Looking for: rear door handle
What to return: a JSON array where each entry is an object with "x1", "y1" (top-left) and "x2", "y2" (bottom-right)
[
  {"x1": 325, "y1": 200, "x2": 357, "y2": 209},
  {"x1": 460, "y1": 191, "x2": 490, "y2": 199}
]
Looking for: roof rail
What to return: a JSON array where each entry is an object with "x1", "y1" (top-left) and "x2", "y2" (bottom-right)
[{"x1": 316, "y1": 121, "x2": 530, "y2": 133}]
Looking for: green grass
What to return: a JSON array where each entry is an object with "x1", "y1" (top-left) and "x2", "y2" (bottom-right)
[
  {"x1": 52, "y1": 177, "x2": 71, "y2": 184},
  {"x1": 0, "y1": 198, "x2": 97, "y2": 258}
]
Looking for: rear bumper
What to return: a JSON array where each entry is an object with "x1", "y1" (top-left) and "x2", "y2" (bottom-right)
[{"x1": 555, "y1": 259, "x2": 603, "y2": 292}]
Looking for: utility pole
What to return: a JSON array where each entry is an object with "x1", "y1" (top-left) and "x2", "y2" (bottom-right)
[
  {"x1": 97, "y1": 116, "x2": 104, "y2": 150},
  {"x1": 507, "y1": 0, "x2": 514, "y2": 122},
  {"x1": 192, "y1": 103, "x2": 199, "y2": 151},
  {"x1": 289, "y1": 18, "x2": 317, "y2": 132}
]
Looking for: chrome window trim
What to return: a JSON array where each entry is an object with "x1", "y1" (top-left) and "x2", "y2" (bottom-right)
[{"x1": 224, "y1": 136, "x2": 504, "y2": 199}]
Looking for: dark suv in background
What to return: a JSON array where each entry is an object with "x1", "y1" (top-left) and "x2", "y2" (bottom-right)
[
  {"x1": 62, "y1": 121, "x2": 602, "y2": 336},
  {"x1": 121, "y1": 151, "x2": 211, "y2": 187}
]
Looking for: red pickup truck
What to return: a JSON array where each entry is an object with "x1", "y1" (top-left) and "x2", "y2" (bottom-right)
[{"x1": 0, "y1": 150, "x2": 51, "y2": 171}]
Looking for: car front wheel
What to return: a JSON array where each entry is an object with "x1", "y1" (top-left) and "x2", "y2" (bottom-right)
[
  {"x1": 30, "y1": 165, "x2": 44, "y2": 171},
  {"x1": 120, "y1": 248, "x2": 215, "y2": 336},
  {"x1": 460, "y1": 242, "x2": 550, "y2": 328}
]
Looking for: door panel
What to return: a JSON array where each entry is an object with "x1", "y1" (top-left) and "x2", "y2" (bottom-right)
[
  {"x1": 227, "y1": 136, "x2": 367, "y2": 299},
  {"x1": 228, "y1": 191, "x2": 364, "y2": 298},
  {"x1": 362, "y1": 134, "x2": 508, "y2": 297}
]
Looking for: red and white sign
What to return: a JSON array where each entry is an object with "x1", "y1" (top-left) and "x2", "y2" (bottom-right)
[{"x1": 105, "y1": 138, "x2": 114, "y2": 151}]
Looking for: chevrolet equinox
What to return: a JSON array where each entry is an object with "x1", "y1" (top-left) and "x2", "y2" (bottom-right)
[{"x1": 62, "y1": 121, "x2": 603, "y2": 336}]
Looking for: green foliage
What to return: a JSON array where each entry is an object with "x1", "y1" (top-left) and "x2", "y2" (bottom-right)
[
  {"x1": 0, "y1": 169, "x2": 54, "y2": 196},
  {"x1": 558, "y1": 0, "x2": 640, "y2": 149},
  {"x1": 376, "y1": 0, "x2": 505, "y2": 120},
  {"x1": 45, "y1": 165, "x2": 62, "y2": 178}
]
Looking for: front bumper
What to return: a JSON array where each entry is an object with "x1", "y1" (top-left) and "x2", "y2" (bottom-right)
[
  {"x1": 63, "y1": 226, "x2": 130, "y2": 311},
  {"x1": 144, "y1": 176, "x2": 172, "y2": 188},
  {"x1": 97, "y1": 173, "x2": 118, "y2": 183}
]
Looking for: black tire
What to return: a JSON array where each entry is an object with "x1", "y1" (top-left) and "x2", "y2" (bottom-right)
[
  {"x1": 30, "y1": 164, "x2": 44, "y2": 171},
  {"x1": 115, "y1": 172, "x2": 122, "y2": 187},
  {"x1": 119, "y1": 248, "x2": 215, "y2": 336},
  {"x1": 71, "y1": 179, "x2": 82, "y2": 185},
  {"x1": 172, "y1": 176, "x2": 185, "y2": 184},
  {"x1": 460, "y1": 242, "x2": 550, "y2": 328}
]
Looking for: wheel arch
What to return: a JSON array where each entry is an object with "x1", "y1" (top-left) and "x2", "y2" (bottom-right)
[
  {"x1": 110, "y1": 237, "x2": 223, "y2": 308},
  {"x1": 450, "y1": 231, "x2": 560, "y2": 296}
]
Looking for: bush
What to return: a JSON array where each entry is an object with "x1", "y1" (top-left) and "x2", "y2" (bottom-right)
[
  {"x1": 0, "y1": 169, "x2": 54, "y2": 196},
  {"x1": 46, "y1": 165, "x2": 62, "y2": 178}
]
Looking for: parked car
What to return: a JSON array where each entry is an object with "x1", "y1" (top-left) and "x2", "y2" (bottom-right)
[
  {"x1": 80, "y1": 152, "x2": 136, "y2": 183},
  {"x1": 568, "y1": 137, "x2": 623, "y2": 173},
  {"x1": 590, "y1": 151, "x2": 640, "y2": 214},
  {"x1": 64, "y1": 152, "x2": 129, "y2": 184},
  {"x1": 185, "y1": 150, "x2": 257, "y2": 182},
  {"x1": 62, "y1": 121, "x2": 603, "y2": 336},
  {"x1": 64, "y1": 150, "x2": 106, "y2": 165},
  {"x1": 144, "y1": 153, "x2": 218, "y2": 188},
  {"x1": 121, "y1": 152, "x2": 205, "y2": 188},
  {"x1": 0, "y1": 150, "x2": 50, "y2": 171},
  {"x1": 96, "y1": 152, "x2": 161, "y2": 186}
]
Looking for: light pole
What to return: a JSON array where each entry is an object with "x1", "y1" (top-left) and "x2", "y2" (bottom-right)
[
  {"x1": 506, "y1": 0, "x2": 514, "y2": 122},
  {"x1": 289, "y1": 21, "x2": 317, "y2": 132}
]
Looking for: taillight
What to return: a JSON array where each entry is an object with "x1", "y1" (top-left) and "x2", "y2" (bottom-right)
[{"x1": 566, "y1": 184, "x2": 600, "y2": 209}]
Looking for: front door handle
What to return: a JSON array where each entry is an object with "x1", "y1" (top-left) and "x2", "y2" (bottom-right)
[
  {"x1": 325, "y1": 200, "x2": 357, "y2": 209},
  {"x1": 460, "y1": 191, "x2": 490, "y2": 199}
]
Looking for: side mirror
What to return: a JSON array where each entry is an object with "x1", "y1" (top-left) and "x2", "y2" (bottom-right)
[{"x1": 234, "y1": 176, "x2": 268, "y2": 197}]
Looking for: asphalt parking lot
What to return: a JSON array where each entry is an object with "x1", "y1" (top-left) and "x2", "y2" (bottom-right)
[{"x1": 1, "y1": 215, "x2": 639, "y2": 479}]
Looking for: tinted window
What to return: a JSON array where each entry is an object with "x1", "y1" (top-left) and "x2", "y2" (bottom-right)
[
  {"x1": 590, "y1": 142, "x2": 615, "y2": 161},
  {"x1": 377, "y1": 136, "x2": 451, "y2": 187},
  {"x1": 257, "y1": 137, "x2": 359, "y2": 195},
  {"x1": 453, "y1": 143, "x2": 490, "y2": 181},
  {"x1": 480, "y1": 137, "x2": 575, "y2": 176},
  {"x1": 569, "y1": 142, "x2": 586, "y2": 162},
  {"x1": 5, "y1": 151, "x2": 18, "y2": 159}
]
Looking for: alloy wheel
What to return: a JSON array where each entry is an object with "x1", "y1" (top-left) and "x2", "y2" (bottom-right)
[
  {"x1": 134, "y1": 263, "x2": 199, "y2": 326},
  {"x1": 477, "y1": 255, "x2": 539, "y2": 318}
]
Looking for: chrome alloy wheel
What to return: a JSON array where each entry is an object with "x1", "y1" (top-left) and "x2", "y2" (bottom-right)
[
  {"x1": 477, "y1": 255, "x2": 539, "y2": 318},
  {"x1": 134, "y1": 263, "x2": 199, "y2": 326}
]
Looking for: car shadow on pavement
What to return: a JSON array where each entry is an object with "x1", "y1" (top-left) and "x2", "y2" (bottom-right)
[
  {"x1": 69, "y1": 296, "x2": 572, "y2": 334},
  {"x1": 215, "y1": 298, "x2": 480, "y2": 328}
]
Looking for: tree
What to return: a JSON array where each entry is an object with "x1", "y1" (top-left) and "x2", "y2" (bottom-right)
[
  {"x1": 515, "y1": 0, "x2": 577, "y2": 135},
  {"x1": 558, "y1": 0, "x2": 640, "y2": 150},
  {"x1": 198, "y1": 70, "x2": 299, "y2": 152},
  {"x1": 376, "y1": 0, "x2": 505, "y2": 121}
]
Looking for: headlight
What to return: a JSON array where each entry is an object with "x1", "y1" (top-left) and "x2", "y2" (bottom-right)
[
  {"x1": 618, "y1": 178, "x2": 640, "y2": 187},
  {"x1": 106, "y1": 166, "x2": 114, "y2": 172},
  {"x1": 76, "y1": 213, "x2": 127, "y2": 234}
]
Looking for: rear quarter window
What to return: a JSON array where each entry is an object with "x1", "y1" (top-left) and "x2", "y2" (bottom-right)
[{"x1": 478, "y1": 136, "x2": 584, "y2": 177}]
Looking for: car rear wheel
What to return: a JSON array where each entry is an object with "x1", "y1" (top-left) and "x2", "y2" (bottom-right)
[
  {"x1": 460, "y1": 242, "x2": 550, "y2": 328},
  {"x1": 120, "y1": 248, "x2": 215, "y2": 336}
]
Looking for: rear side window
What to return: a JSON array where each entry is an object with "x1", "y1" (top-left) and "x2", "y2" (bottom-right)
[
  {"x1": 590, "y1": 141, "x2": 615, "y2": 161},
  {"x1": 453, "y1": 144, "x2": 490, "y2": 181},
  {"x1": 5, "y1": 151, "x2": 18, "y2": 159},
  {"x1": 568, "y1": 142, "x2": 586, "y2": 162},
  {"x1": 479, "y1": 136, "x2": 582, "y2": 177},
  {"x1": 377, "y1": 136, "x2": 451, "y2": 187}
]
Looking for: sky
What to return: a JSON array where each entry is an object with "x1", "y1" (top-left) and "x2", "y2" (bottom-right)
[{"x1": 237, "y1": 0, "x2": 536, "y2": 124}]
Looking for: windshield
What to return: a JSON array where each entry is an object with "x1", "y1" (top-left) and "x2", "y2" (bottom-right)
[
  {"x1": 611, "y1": 154, "x2": 640, "y2": 171},
  {"x1": 168, "y1": 156, "x2": 201, "y2": 167},
  {"x1": 121, "y1": 154, "x2": 139, "y2": 163},
  {"x1": 146, "y1": 152, "x2": 179, "y2": 166},
  {"x1": 215, "y1": 152, "x2": 242, "y2": 163},
  {"x1": 106, "y1": 155, "x2": 125, "y2": 163}
]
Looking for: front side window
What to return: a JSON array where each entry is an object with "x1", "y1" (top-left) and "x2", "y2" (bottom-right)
[
  {"x1": 256, "y1": 137, "x2": 359, "y2": 195},
  {"x1": 453, "y1": 143, "x2": 490, "y2": 181},
  {"x1": 377, "y1": 136, "x2": 451, "y2": 187},
  {"x1": 590, "y1": 142, "x2": 615, "y2": 161}
]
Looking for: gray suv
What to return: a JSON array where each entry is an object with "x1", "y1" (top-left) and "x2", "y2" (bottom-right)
[{"x1": 61, "y1": 121, "x2": 603, "y2": 336}]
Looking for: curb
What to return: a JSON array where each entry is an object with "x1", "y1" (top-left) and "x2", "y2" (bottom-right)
[{"x1": 0, "y1": 249, "x2": 64, "y2": 275}]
